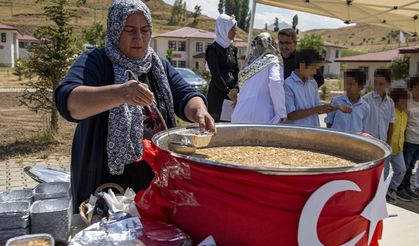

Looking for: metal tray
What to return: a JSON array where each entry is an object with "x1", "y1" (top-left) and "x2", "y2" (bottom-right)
[
  {"x1": 33, "y1": 182, "x2": 70, "y2": 201},
  {"x1": 0, "y1": 189, "x2": 33, "y2": 204},
  {"x1": 30, "y1": 198, "x2": 72, "y2": 242},
  {"x1": 0, "y1": 201, "x2": 30, "y2": 230},
  {"x1": 6, "y1": 233, "x2": 55, "y2": 246},
  {"x1": 0, "y1": 227, "x2": 29, "y2": 244}
]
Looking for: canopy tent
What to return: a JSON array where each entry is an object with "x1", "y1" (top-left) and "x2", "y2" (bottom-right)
[{"x1": 247, "y1": 0, "x2": 419, "y2": 52}]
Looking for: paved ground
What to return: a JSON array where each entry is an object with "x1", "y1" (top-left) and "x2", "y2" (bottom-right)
[{"x1": 0, "y1": 155, "x2": 70, "y2": 191}]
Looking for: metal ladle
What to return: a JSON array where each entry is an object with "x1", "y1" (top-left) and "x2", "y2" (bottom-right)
[{"x1": 124, "y1": 70, "x2": 198, "y2": 154}]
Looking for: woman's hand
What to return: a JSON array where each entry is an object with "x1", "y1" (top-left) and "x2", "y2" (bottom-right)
[
  {"x1": 184, "y1": 97, "x2": 216, "y2": 133},
  {"x1": 228, "y1": 88, "x2": 239, "y2": 104},
  {"x1": 119, "y1": 80, "x2": 154, "y2": 106}
]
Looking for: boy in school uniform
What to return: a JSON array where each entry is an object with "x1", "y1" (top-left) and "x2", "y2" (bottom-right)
[
  {"x1": 398, "y1": 77, "x2": 419, "y2": 200},
  {"x1": 363, "y1": 69, "x2": 395, "y2": 145},
  {"x1": 325, "y1": 69, "x2": 370, "y2": 133},
  {"x1": 284, "y1": 48, "x2": 335, "y2": 127},
  {"x1": 386, "y1": 88, "x2": 409, "y2": 203}
]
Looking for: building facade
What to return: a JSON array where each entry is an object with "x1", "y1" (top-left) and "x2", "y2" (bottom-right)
[
  {"x1": 152, "y1": 27, "x2": 246, "y2": 70},
  {"x1": 0, "y1": 24, "x2": 19, "y2": 67}
]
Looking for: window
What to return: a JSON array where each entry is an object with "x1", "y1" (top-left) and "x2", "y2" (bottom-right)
[
  {"x1": 1, "y1": 33, "x2": 6, "y2": 43},
  {"x1": 178, "y1": 41, "x2": 186, "y2": 52},
  {"x1": 178, "y1": 61, "x2": 186, "y2": 68},
  {"x1": 196, "y1": 42, "x2": 203, "y2": 52},
  {"x1": 19, "y1": 42, "x2": 25, "y2": 48},
  {"x1": 168, "y1": 40, "x2": 177, "y2": 51},
  {"x1": 335, "y1": 50, "x2": 340, "y2": 58},
  {"x1": 195, "y1": 61, "x2": 200, "y2": 70},
  {"x1": 170, "y1": 60, "x2": 177, "y2": 67}
]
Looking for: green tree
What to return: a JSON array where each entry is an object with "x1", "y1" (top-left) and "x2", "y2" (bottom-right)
[
  {"x1": 389, "y1": 55, "x2": 409, "y2": 80},
  {"x1": 12, "y1": 59, "x2": 25, "y2": 81},
  {"x1": 292, "y1": 14, "x2": 299, "y2": 34},
  {"x1": 169, "y1": 0, "x2": 187, "y2": 25},
  {"x1": 82, "y1": 22, "x2": 106, "y2": 47},
  {"x1": 166, "y1": 48, "x2": 174, "y2": 63},
  {"x1": 192, "y1": 5, "x2": 202, "y2": 25},
  {"x1": 273, "y1": 17, "x2": 279, "y2": 32},
  {"x1": 218, "y1": 0, "x2": 224, "y2": 14},
  {"x1": 298, "y1": 34, "x2": 326, "y2": 57},
  {"x1": 19, "y1": 0, "x2": 82, "y2": 134},
  {"x1": 238, "y1": 0, "x2": 249, "y2": 31}
]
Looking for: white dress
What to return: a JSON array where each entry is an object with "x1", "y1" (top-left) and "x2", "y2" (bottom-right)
[{"x1": 231, "y1": 62, "x2": 286, "y2": 124}]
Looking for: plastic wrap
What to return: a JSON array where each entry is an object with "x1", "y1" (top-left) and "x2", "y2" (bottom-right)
[
  {"x1": 33, "y1": 182, "x2": 70, "y2": 201},
  {"x1": 30, "y1": 198, "x2": 72, "y2": 242},
  {"x1": 0, "y1": 189, "x2": 33, "y2": 204},
  {"x1": 69, "y1": 216, "x2": 191, "y2": 246},
  {"x1": 0, "y1": 201, "x2": 30, "y2": 230}
]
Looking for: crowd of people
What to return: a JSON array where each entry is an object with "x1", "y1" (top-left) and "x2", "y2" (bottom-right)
[
  {"x1": 54, "y1": 0, "x2": 419, "y2": 211},
  {"x1": 205, "y1": 15, "x2": 419, "y2": 204}
]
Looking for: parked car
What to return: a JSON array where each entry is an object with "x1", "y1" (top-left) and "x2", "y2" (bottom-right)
[{"x1": 174, "y1": 67, "x2": 207, "y2": 92}]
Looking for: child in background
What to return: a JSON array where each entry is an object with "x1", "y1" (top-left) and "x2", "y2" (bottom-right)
[
  {"x1": 284, "y1": 48, "x2": 334, "y2": 127},
  {"x1": 386, "y1": 88, "x2": 408, "y2": 203},
  {"x1": 325, "y1": 69, "x2": 370, "y2": 133},
  {"x1": 398, "y1": 77, "x2": 419, "y2": 200},
  {"x1": 363, "y1": 69, "x2": 394, "y2": 145}
]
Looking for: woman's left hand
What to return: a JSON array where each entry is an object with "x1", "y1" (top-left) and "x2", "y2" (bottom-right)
[{"x1": 184, "y1": 97, "x2": 216, "y2": 133}]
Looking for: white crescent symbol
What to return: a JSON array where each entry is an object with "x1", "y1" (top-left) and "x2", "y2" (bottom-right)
[{"x1": 298, "y1": 180, "x2": 366, "y2": 246}]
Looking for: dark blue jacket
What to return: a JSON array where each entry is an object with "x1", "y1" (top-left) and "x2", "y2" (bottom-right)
[{"x1": 55, "y1": 48, "x2": 205, "y2": 210}]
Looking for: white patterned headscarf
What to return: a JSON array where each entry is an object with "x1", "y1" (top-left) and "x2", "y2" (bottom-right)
[
  {"x1": 215, "y1": 14, "x2": 237, "y2": 48},
  {"x1": 239, "y1": 32, "x2": 283, "y2": 86},
  {"x1": 105, "y1": 0, "x2": 175, "y2": 175}
]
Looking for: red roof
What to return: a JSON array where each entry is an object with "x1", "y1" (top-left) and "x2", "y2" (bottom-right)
[
  {"x1": 323, "y1": 41, "x2": 347, "y2": 49},
  {"x1": 193, "y1": 52, "x2": 205, "y2": 59},
  {"x1": 0, "y1": 24, "x2": 17, "y2": 31},
  {"x1": 335, "y1": 49, "x2": 400, "y2": 63},
  {"x1": 399, "y1": 46, "x2": 419, "y2": 54},
  {"x1": 18, "y1": 34, "x2": 38, "y2": 42},
  {"x1": 154, "y1": 27, "x2": 244, "y2": 42}
]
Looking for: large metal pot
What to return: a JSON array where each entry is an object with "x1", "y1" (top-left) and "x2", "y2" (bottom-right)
[
  {"x1": 143, "y1": 124, "x2": 391, "y2": 245},
  {"x1": 153, "y1": 124, "x2": 390, "y2": 174}
]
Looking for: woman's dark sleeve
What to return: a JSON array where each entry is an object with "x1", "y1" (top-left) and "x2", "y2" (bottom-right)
[
  {"x1": 55, "y1": 49, "x2": 107, "y2": 123},
  {"x1": 233, "y1": 47, "x2": 240, "y2": 89},
  {"x1": 160, "y1": 59, "x2": 207, "y2": 121},
  {"x1": 205, "y1": 45, "x2": 230, "y2": 94}
]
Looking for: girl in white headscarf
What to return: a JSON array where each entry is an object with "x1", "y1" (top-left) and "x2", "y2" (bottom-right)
[
  {"x1": 205, "y1": 14, "x2": 239, "y2": 122},
  {"x1": 231, "y1": 32, "x2": 287, "y2": 124}
]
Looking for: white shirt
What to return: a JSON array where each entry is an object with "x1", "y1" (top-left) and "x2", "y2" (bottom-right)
[
  {"x1": 406, "y1": 96, "x2": 419, "y2": 144},
  {"x1": 362, "y1": 91, "x2": 395, "y2": 141},
  {"x1": 231, "y1": 63, "x2": 286, "y2": 124}
]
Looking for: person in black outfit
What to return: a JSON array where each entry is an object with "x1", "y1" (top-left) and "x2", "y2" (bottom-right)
[
  {"x1": 55, "y1": 0, "x2": 215, "y2": 211},
  {"x1": 277, "y1": 28, "x2": 324, "y2": 87},
  {"x1": 205, "y1": 14, "x2": 239, "y2": 122}
]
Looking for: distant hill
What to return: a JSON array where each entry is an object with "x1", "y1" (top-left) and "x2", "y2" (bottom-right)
[
  {"x1": 1, "y1": 0, "x2": 416, "y2": 53},
  {"x1": 301, "y1": 23, "x2": 417, "y2": 53}
]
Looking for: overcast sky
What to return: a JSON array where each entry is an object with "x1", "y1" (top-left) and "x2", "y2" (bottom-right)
[{"x1": 163, "y1": 0, "x2": 348, "y2": 31}]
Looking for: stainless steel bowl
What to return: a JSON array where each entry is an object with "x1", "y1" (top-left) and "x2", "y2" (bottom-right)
[{"x1": 153, "y1": 124, "x2": 391, "y2": 174}]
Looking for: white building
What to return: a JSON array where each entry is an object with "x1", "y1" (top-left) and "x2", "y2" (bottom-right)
[
  {"x1": 399, "y1": 46, "x2": 419, "y2": 77},
  {"x1": 323, "y1": 41, "x2": 347, "y2": 78},
  {"x1": 0, "y1": 23, "x2": 39, "y2": 67},
  {"x1": 0, "y1": 24, "x2": 19, "y2": 67},
  {"x1": 152, "y1": 27, "x2": 247, "y2": 70},
  {"x1": 335, "y1": 49, "x2": 401, "y2": 87},
  {"x1": 18, "y1": 34, "x2": 39, "y2": 60}
]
